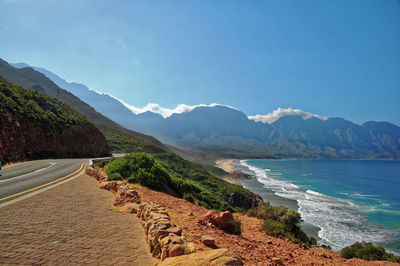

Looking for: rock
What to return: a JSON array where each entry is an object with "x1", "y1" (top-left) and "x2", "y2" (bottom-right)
[
  {"x1": 167, "y1": 227, "x2": 182, "y2": 236},
  {"x1": 113, "y1": 188, "x2": 139, "y2": 206},
  {"x1": 160, "y1": 236, "x2": 171, "y2": 249},
  {"x1": 201, "y1": 235, "x2": 215, "y2": 246},
  {"x1": 169, "y1": 235, "x2": 183, "y2": 244},
  {"x1": 152, "y1": 243, "x2": 162, "y2": 259},
  {"x1": 160, "y1": 248, "x2": 243, "y2": 265},
  {"x1": 271, "y1": 257, "x2": 282, "y2": 265},
  {"x1": 185, "y1": 242, "x2": 196, "y2": 254},
  {"x1": 214, "y1": 211, "x2": 234, "y2": 228},
  {"x1": 99, "y1": 180, "x2": 122, "y2": 192},
  {"x1": 99, "y1": 181, "x2": 109, "y2": 190},
  {"x1": 169, "y1": 244, "x2": 185, "y2": 257},
  {"x1": 119, "y1": 203, "x2": 139, "y2": 213},
  {"x1": 155, "y1": 230, "x2": 170, "y2": 242},
  {"x1": 199, "y1": 210, "x2": 233, "y2": 229},
  {"x1": 161, "y1": 248, "x2": 168, "y2": 261}
]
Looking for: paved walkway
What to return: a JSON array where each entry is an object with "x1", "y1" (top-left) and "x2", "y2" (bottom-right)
[{"x1": 0, "y1": 172, "x2": 154, "y2": 265}]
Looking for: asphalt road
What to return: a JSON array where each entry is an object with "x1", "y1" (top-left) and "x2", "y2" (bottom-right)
[{"x1": 0, "y1": 159, "x2": 87, "y2": 203}]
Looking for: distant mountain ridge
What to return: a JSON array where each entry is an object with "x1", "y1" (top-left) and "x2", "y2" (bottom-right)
[{"x1": 11, "y1": 62, "x2": 400, "y2": 160}]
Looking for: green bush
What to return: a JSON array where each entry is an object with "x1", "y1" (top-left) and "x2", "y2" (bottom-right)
[
  {"x1": 340, "y1": 242, "x2": 400, "y2": 262},
  {"x1": 261, "y1": 219, "x2": 287, "y2": 238},
  {"x1": 107, "y1": 172, "x2": 123, "y2": 181},
  {"x1": 107, "y1": 152, "x2": 171, "y2": 191},
  {"x1": 225, "y1": 218, "x2": 242, "y2": 235},
  {"x1": 183, "y1": 193, "x2": 195, "y2": 203},
  {"x1": 248, "y1": 202, "x2": 313, "y2": 244}
]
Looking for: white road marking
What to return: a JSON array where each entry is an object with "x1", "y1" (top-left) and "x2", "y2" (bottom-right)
[{"x1": 0, "y1": 163, "x2": 56, "y2": 184}]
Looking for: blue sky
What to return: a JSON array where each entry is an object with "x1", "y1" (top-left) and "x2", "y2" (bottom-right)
[{"x1": 0, "y1": 0, "x2": 399, "y2": 125}]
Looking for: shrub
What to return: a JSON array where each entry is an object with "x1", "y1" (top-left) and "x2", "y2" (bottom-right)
[
  {"x1": 340, "y1": 242, "x2": 400, "y2": 262},
  {"x1": 261, "y1": 219, "x2": 287, "y2": 238},
  {"x1": 183, "y1": 193, "x2": 195, "y2": 203},
  {"x1": 107, "y1": 172, "x2": 123, "y2": 181},
  {"x1": 225, "y1": 218, "x2": 242, "y2": 235},
  {"x1": 107, "y1": 152, "x2": 171, "y2": 191},
  {"x1": 248, "y1": 202, "x2": 314, "y2": 244}
]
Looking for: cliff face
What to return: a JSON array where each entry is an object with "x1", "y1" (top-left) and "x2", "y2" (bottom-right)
[{"x1": 0, "y1": 79, "x2": 110, "y2": 162}]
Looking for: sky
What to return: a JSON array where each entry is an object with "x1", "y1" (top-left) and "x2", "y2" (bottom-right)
[{"x1": 0, "y1": 0, "x2": 399, "y2": 125}]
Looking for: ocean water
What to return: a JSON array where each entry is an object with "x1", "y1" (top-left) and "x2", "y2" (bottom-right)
[{"x1": 237, "y1": 159, "x2": 400, "y2": 254}]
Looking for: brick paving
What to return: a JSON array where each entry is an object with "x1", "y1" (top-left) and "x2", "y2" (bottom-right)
[{"x1": 0, "y1": 173, "x2": 154, "y2": 265}]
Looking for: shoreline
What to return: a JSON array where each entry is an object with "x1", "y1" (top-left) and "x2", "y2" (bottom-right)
[
  {"x1": 215, "y1": 159, "x2": 236, "y2": 173},
  {"x1": 215, "y1": 158, "x2": 322, "y2": 242}
]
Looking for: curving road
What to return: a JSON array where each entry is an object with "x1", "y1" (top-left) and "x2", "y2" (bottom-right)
[{"x1": 0, "y1": 159, "x2": 87, "y2": 204}]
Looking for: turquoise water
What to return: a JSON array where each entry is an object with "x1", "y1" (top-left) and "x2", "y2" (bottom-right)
[{"x1": 238, "y1": 159, "x2": 400, "y2": 254}]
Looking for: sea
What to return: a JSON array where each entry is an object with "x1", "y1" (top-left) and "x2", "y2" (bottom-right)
[{"x1": 235, "y1": 159, "x2": 400, "y2": 255}]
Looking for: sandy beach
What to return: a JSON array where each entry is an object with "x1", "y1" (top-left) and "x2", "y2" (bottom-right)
[{"x1": 215, "y1": 159, "x2": 236, "y2": 173}]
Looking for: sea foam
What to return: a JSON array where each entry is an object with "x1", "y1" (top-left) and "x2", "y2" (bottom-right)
[{"x1": 239, "y1": 160, "x2": 393, "y2": 252}]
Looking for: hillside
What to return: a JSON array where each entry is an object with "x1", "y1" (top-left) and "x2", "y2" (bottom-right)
[
  {"x1": 0, "y1": 58, "x2": 169, "y2": 154},
  {"x1": 0, "y1": 79, "x2": 110, "y2": 162}
]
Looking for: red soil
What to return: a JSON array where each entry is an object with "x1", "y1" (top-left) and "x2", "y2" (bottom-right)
[{"x1": 132, "y1": 183, "x2": 398, "y2": 266}]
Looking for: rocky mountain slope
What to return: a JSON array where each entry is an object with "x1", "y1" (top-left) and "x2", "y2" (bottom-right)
[
  {"x1": 0, "y1": 79, "x2": 110, "y2": 162},
  {"x1": 12, "y1": 61, "x2": 400, "y2": 160}
]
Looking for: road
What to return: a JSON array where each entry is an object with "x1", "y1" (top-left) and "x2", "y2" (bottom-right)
[{"x1": 0, "y1": 159, "x2": 86, "y2": 203}]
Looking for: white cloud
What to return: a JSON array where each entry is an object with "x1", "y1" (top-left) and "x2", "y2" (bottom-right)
[
  {"x1": 103, "y1": 93, "x2": 237, "y2": 118},
  {"x1": 248, "y1": 107, "x2": 328, "y2": 124}
]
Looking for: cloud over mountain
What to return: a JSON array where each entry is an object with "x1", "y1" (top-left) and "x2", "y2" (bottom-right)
[
  {"x1": 248, "y1": 107, "x2": 328, "y2": 124},
  {"x1": 108, "y1": 96, "x2": 237, "y2": 118}
]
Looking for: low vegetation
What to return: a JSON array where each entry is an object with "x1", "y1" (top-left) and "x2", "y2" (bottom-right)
[
  {"x1": 105, "y1": 152, "x2": 260, "y2": 212},
  {"x1": 97, "y1": 125, "x2": 166, "y2": 154},
  {"x1": 247, "y1": 202, "x2": 316, "y2": 245},
  {"x1": 225, "y1": 218, "x2": 242, "y2": 235},
  {"x1": 340, "y1": 242, "x2": 400, "y2": 262},
  {"x1": 153, "y1": 152, "x2": 259, "y2": 211},
  {"x1": 0, "y1": 79, "x2": 88, "y2": 130}
]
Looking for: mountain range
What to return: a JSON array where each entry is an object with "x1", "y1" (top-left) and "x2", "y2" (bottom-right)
[{"x1": 9, "y1": 61, "x2": 400, "y2": 160}]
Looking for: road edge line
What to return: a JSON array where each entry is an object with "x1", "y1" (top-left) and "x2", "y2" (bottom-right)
[{"x1": 0, "y1": 162, "x2": 87, "y2": 208}]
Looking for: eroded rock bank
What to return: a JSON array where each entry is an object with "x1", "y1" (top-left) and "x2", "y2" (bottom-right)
[{"x1": 0, "y1": 79, "x2": 110, "y2": 162}]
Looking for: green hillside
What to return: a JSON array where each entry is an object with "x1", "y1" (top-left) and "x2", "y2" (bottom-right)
[{"x1": 0, "y1": 79, "x2": 110, "y2": 162}]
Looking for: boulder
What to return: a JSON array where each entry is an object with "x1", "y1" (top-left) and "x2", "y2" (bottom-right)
[
  {"x1": 199, "y1": 211, "x2": 233, "y2": 229},
  {"x1": 113, "y1": 188, "x2": 139, "y2": 206},
  {"x1": 167, "y1": 227, "x2": 182, "y2": 235},
  {"x1": 153, "y1": 243, "x2": 162, "y2": 259},
  {"x1": 119, "y1": 203, "x2": 139, "y2": 213},
  {"x1": 169, "y1": 244, "x2": 185, "y2": 257},
  {"x1": 201, "y1": 235, "x2": 215, "y2": 246},
  {"x1": 160, "y1": 248, "x2": 243, "y2": 266}
]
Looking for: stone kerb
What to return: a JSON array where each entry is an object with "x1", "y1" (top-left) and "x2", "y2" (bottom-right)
[{"x1": 137, "y1": 202, "x2": 196, "y2": 261}]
